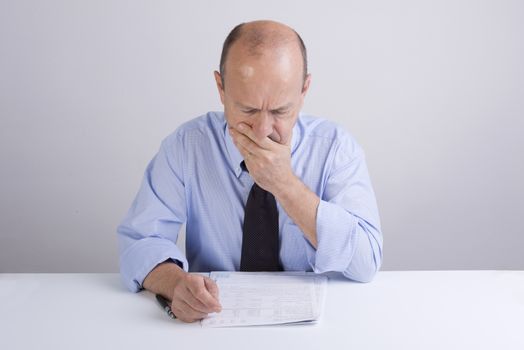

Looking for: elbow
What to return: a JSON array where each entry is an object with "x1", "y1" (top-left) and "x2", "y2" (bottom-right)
[
  {"x1": 342, "y1": 230, "x2": 383, "y2": 283},
  {"x1": 342, "y1": 262, "x2": 380, "y2": 283}
]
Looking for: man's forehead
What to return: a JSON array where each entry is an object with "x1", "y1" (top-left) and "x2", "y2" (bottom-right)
[
  {"x1": 226, "y1": 36, "x2": 303, "y2": 77},
  {"x1": 228, "y1": 58, "x2": 297, "y2": 82},
  {"x1": 238, "y1": 64, "x2": 255, "y2": 80}
]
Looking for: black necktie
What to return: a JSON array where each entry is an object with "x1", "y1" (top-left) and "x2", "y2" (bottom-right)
[{"x1": 240, "y1": 161, "x2": 282, "y2": 271}]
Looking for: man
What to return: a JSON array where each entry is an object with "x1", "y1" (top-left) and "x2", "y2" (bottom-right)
[{"x1": 117, "y1": 20, "x2": 383, "y2": 323}]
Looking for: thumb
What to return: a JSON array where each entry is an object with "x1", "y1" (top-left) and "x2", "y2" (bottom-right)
[{"x1": 204, "y1": 277, "x2": 220, "y2": 301}]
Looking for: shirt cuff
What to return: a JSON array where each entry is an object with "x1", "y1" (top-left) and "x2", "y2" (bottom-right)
[{"x1": 119, "y1": 237, "x2": 188, "y2": 292}]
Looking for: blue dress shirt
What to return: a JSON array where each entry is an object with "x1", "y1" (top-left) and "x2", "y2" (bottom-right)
[{"x1": 117, "y1": 111, "x2": 383, "y2": 292}]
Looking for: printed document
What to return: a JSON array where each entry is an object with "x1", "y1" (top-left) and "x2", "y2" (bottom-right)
[{"x1": 201, "y1": 271, "x2": 327, "y2": 327}]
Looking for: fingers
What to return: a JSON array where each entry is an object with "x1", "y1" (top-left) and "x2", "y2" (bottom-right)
[
  {"x1": 178, "y1": 286, "x2": 214, "y2": 314},
  {"x1": 186, "y1": 275, "x2": 222, "y2": 312},
  {"x1": 234, "y1": 137, "x2": 256, "y2": 161},
  {"x1": 230, "y1": 128, "x2": 258, "y2": 156},
  {"x1": 230, "y1": 129, "x2": 271, "y2": 166},
  {"x1": 171, "y1": 274, "x2": 222, "y2": 323},
  {"x1": 230, "y1": 125, "x2": 272, "y2": 151},
  {"x1": 171, "y1": 299, "x2": 208, "y2": 323},
  {"x1": 204, "y1": 276, "x2": 220, "y2": 300}
]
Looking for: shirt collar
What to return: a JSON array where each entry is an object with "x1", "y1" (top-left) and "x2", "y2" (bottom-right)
[{"x1": 222, "y1": 114, "x2": 301, "y2": 178}]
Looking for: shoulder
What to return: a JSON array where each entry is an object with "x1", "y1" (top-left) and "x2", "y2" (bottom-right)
[
  {"x1": 162, "y1": 111, "x2": 225, "y2": 147},
  {"x1": 297, "y1": 114, "x2": 364, "y2": 159}
]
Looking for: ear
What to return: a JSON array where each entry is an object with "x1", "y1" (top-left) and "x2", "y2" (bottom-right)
[
  {"x1": 297, "y1": 74, "x2": 312, "y2": 111},
  {"x1": 214, "y1": 70, "x2": 225, "y2": 105},
  {"x1": 301, "y1": 73, "x2": 312, "y2": 97}
]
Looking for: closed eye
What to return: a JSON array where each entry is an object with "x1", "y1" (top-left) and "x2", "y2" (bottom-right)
[
  {"x1": 240, "y1": 108, "x2": 289, "y2": 116},
  {"x1": 271, "y1": 110, "x2": 289, "y2": 117}
]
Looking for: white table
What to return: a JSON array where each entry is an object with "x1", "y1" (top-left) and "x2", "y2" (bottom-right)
[{"x1": 1, "y1": 271, "x2": 523, "y2": 349}]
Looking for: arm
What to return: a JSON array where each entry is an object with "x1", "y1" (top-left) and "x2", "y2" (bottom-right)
[
  {"x1": 231, "y1": 122, "x2": 382, "y2": 282},
  {"x1": 272, "y1": 175, "x2": 320, "y2": 248},
  {"x1": 310, "y1": 146, "x2": 383, "y2": 283},
  {"x1": 272, "y1": 150, "x2": 382, "y2": 283},
  {"x1": 117, "y1": 135, "x2": 221, "y2": 322},
  {"x1": 117, "y1": 136, "x2": 188, "y2": 292}
]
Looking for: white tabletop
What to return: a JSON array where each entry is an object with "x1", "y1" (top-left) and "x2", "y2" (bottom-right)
[{"x1": 0, "y1": 271, "x2": 523, "y2": 350}]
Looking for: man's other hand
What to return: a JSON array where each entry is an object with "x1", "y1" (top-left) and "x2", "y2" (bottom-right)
[
  {"x1": 143, "y1": 261, "x2": 222, "y2": 323},
  {"x1": 170, "y1": 273, "x2": 221, "y2": 323}
]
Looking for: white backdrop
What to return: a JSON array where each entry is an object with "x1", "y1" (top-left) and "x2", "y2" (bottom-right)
[{"x1": 1, "y1": 0, "x2": 523, "y2": 272}]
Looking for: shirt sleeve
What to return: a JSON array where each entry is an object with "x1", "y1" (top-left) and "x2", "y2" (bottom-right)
[
  {"x1": 116, "y1": 135, "x2": 188, "y2": 292},
  {"x1": 304, "y1": 137, "x2": 383, "y2": 283}
]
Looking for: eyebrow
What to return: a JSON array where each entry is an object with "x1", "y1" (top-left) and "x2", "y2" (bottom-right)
[{"x1": 235, "y1": 102, "x2": 293, "y2": 112}]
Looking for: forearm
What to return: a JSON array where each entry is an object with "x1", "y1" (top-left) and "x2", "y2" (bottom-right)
[
  {"x1": 274, "y1": 174, "x2": 320, "y2": 248},
  {"x1": 142, "y1": 261, "x2": 186, "y2": 299}
]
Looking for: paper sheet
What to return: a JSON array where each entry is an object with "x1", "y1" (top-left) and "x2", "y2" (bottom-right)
[{"x1": 201, "y1": 272, "x2": 327, "y2": 327}]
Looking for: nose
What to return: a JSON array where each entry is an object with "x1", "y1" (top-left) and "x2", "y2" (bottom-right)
[{"x1": 252, "y1": 111, "x2": 273, "y2": 139}]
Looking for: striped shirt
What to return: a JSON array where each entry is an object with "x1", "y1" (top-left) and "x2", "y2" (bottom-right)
[{"x1": 117, "y1": 111, "x2": 383, "y2": 292}]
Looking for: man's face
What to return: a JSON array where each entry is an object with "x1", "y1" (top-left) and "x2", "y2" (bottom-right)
[{"x1": 215, "y1": 47, "x2": 311, "y2": 146}]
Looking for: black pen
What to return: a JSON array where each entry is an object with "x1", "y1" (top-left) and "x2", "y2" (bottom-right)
[{"x1": 155, "y1": 294, "x2": 176, "y2": 319}]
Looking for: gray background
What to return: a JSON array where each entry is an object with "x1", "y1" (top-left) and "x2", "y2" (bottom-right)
[{"x1": 1, "y1": 0, "x2": 523, "y2": 273}]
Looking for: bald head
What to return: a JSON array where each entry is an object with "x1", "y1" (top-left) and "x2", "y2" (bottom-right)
[{"x1": 219, "y1": 20, "x2": 308, "y2": 87}]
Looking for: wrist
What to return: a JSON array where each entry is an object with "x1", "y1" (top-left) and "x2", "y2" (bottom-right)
[
  {"x1": 143, "y1": 260, "x2": 186, "y2": 299},
  {"x1": 272, "y1": 172, "x2": 300, "y2": 201}
]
